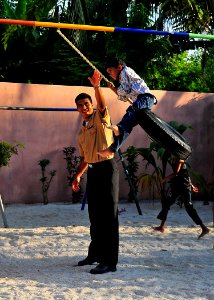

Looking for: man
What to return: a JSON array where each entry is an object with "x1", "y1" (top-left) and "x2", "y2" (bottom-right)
[{"x1": 72, "y1": 70, "x2": 119, "y2": 274}]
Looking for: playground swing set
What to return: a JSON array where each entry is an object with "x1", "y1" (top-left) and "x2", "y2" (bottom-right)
[{"x1": 1, "y1": 18, "x2": 209, "y2": 226}]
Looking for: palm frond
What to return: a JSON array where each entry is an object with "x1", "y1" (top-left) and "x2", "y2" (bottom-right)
[
  {"x1": 138, "y1": 167, "x2": 162, "y2": 199},
  {"x1": 4, "y1": 0, "x2": 16, "y2": 19},
  {"x1": 168, "y1": 121, "x2": 192, "y2": 135},
  {"x1": 15, "y1": 0, "x2": 27, "y2": 19},
  {"x1": 137, "y1": 147, "x2": 157, "y2": 169}
]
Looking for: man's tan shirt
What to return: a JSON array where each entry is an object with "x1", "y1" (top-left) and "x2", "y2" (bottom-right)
[{"x1": 78, "y1": 108, "x2": 114, "y2": 163}]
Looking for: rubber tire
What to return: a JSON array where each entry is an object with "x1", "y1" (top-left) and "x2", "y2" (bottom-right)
[{"x1": 137, "y1": 109, "x2": 192, "y2": 160}]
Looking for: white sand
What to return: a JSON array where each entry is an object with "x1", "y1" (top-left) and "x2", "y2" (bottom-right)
[{"x1": 0, "y1": 201, "x2": 213, "y2": 300}]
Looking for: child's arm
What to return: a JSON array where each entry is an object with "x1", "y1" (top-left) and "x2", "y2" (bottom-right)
[
  {"x1": 161, "y1": 173, "x2": 176, "y2": 184},
  {"x1": 187, "y1": 168, "x2": 199, "y2": 193},
  {"x1": 107, "y1": 81, "x2": 118, "y2": 95},
  {"x1": 189, "y1": 176, "x2": 199, "y2": 193},
  {"x1": 108, "y1": 81, "x2": 133, "y2": 103},
  {"x1": 161, "y1": 159, "x2": 184, "y2": 184},
  {"x1": 191, "y1": 184, "x2": 199, "y2": 193}
]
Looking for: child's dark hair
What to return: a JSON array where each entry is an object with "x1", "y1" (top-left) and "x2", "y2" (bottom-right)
[
  {"x1": 105, "y1": 57, "x2": 126, "y2": 69},
  {"x1": 75, "y1": 93, "x2": 92, "y2": 104}
]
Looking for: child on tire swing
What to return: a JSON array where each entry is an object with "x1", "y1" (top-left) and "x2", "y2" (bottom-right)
[
  {"x1": 97, "y1": 57, "x2": 157, "y2": 158},
  {"x1": 152, "y1": 156, "x2": 210, "y2": 239}
]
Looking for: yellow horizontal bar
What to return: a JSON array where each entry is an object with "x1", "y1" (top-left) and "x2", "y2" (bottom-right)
[
  {"x1": 34, "y1": 21, "x2": 115, "y2": 32},
  {"x1": 0, "y1": 19, "x2": 115, "y2": 32}
]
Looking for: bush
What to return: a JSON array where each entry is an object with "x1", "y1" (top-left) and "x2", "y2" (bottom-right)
[{"x1": 0, "y1": 141, "x2": 24, "y2": 168}]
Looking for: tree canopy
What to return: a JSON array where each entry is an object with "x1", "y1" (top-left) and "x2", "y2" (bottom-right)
[{"x1": 0, "y1": 0, "x2": 213, "y2": 92}]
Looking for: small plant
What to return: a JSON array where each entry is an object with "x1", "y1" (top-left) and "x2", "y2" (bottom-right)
[
  {"x1": 124, "y1": 145, "x2": 164, "y2": 202},
  {"x1": 0, "y1": 140, "x2": 24, "y2": 227},
  {"x1": 63, "y1": 146, "x2": 83, "y2": 203},
  {"x1": 38, "y1": 159, "x2": 56, "y2": 205},
  {"x1": 123, "y1": 146, "x2": 140, "y2": 202},
  {"x1": 0, "y1": 140, "x2": 24, "y2": 167}
]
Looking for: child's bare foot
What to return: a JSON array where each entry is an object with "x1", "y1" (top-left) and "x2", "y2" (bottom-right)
[
  {"x1": 107, "y1": 125, "x2": 120, "y2": 136},
  {"x1": 198, "y1": 227, "x2": 209, "y2": 239},
  {"x1": 152, "y1": 226, "x2": 165, "y2": 233},
  {"x1": 97, "y1": 147, "x2": 114, "y2": 158}
]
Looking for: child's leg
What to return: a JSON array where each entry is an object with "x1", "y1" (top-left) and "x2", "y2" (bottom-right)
[
  {"x1": 107, "y1": 125, "x2": 120, "y2": 136},
  {"x1": 153, "y1": 220, "x2": 165, "y2": 233},
  {"x1": 152, "y1": 192, "x2": 176, "y2": 233},
  {"x1": 98, "y1": 105, "x2": 137, "y2": 157},
  {"x1": 98, "y1": 94, "x2": 156, "y2": 157},
  {"x1": 118, "y1": 93, "x2": 156, "y2": 134},
  {"x1": 109, "y1": 129, "x2": 129, "y2": 153},
  {"x1": 152, "y1": 209, "x2": 168, "y2": 233},
  {"x1": 97, "y1": 130, "x2": 129, "y2": 157},
  {"x1": 116, "y1": 105, "x2": 139, "y2": 134},
  {"x1": 198, "y1": 224, "x2": 209, "y2": 239},
  {"x1": 183, "y1": 190, "x2": 203, "y2": 224},
  {"x1": 183, "y1": 190, "x2": 209, "y2": 238}
]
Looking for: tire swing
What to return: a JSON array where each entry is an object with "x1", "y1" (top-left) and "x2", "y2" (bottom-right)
[{"x1": 137, "y1": 109, "x2": 192, "y2": 160}]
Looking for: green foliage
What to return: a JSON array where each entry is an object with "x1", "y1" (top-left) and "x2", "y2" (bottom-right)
[
  {"x1": 38, "y1": 159, "x2": 56, "y2": 205},
  {"x1": 151, "y1": 51, "x2": 208, "y2": 92},
  {"x1": 63, "y1": 146, "x2": 83, "y2": 203},
  {"x1": 124, "y1": 144, "x2": 164, "y2": 201},
  {"x1": 124, "y1": 145, "x2": 162, "y2": 201},
  {"x1": 160, "y1": 0, "x2": 213, "y2": 32},
  {"x1": 0, "y1": 140, "x2": 24, "y2": 168},
  {"x1": 201, "y1": 48, "x2": 214, "y2": 92},
  {"x1": 0, "y1": 0, "x2": 214, "y2": 92},
  {"x1": 138, "y1": 168, "x2": 163, "y2": 200},
  {"x1": 2, "y1": 0, "x2": 27, "y2": 49}
]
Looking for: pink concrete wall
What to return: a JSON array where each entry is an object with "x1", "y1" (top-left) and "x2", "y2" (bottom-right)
[{"x1": 0, "y1": 82, "x2": 213, "y2": 203}]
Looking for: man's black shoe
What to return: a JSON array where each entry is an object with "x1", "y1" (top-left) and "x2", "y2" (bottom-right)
[
  {"x1": 90, "y1": 264, "x2": 117, "y2": 274},
  {"x1": 77, "y1": 257, "x2": 97, "y2": 266}
]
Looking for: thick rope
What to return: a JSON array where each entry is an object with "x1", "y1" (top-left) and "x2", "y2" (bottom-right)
[
  {"x1": 57, "y1": 29, "x2": 111, "y2": 85},
  {"x1": 57, "y1": 29, "x2": 133, "y2": 104}
]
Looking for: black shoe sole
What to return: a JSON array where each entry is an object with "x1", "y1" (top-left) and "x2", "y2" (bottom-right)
[
  {"x1": 78, "y1": 259, "x2": 97, "y2": 266},
  {"x1": 90, "y1": 266, "x2": 117, "y2": 274}
]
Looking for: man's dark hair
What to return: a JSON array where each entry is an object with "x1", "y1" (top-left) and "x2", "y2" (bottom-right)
[
  {"x1": 105, "y1": 57, "x2": 126, "y2": 69},
  {"x1": 75, "y1": 93, "x2": 92, "y2": 104}
]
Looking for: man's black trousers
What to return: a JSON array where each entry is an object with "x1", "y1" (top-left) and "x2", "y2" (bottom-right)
[{"x1": 86, "y1": 158, "x2": 119, "y2": 267}]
